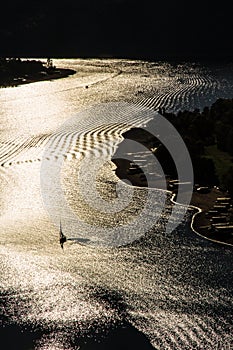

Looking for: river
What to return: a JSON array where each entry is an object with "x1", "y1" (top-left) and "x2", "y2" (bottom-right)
[{"x1": 0, "y1": 58, "x2": 233, "y2": 349}]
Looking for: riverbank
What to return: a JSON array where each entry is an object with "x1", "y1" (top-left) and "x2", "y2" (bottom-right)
[
  {"x1": 112, "y1": 128, "x2": 233, "y2": 247},
  {"x1": 190, "y1": 188, "x2": 233, "y2": 245},
  {"x1": 0, "y1": 58, "x2": 76, "y2": 87},
  {"x1": 113, "y1": 160, "x2": 233, "y2": 246},
  {"x1": 7, "y1": 68, "x2": 76, "y2": 87}
]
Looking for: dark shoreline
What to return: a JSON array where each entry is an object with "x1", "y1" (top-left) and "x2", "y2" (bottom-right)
[
  {"x1": 0, "y1": 58, "x2": 76, "y2": 88},
  {"x1": 0, "y1": 68, "x2": 76, "y2": 88},
  {"x1": 112, "y1": 127, "x2": 233, "y2": 247},
  {"x1": 113, "y1": 158, "x2": 233, "y2": 247}
]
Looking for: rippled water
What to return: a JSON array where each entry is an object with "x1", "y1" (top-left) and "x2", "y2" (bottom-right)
[{"x1": 0, "y1": 58, "x2": 233, "y2": 349}]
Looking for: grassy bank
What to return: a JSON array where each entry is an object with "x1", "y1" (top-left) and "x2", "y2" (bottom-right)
[{"x1": 205, "y1": 145, "x2": 233, "y2": 186}]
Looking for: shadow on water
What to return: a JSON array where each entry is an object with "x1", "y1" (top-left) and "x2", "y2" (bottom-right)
[
  {"x1": 1, "y1": 288, "x2": 154, "y2": 350},
  {"x1": 0, "y1": 322, "x2": 154, "y2": 350},
  {"x1": 83, "y1": 286, "x2": 154, "y2": 349}
]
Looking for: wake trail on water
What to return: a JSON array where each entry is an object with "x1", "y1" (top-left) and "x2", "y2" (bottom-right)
[
  {"x1": 1, "y1": 60, "x2": 233, "y2": 170},
  {"x1": 0, "y1": 59, "x2": 233, "y2": 349}
]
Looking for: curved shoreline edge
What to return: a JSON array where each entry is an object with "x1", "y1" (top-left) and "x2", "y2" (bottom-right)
[
  {"x1": 170, "y1": 193, "x2": 233, "y2": 248},
  {"x1": 113, "y1": 122, "x2": 233, "y2": 248},
  {"x1": 190, "y1": 205, "x2": 233, "y2": 248},
  {"x1": 112, "y1": 166, "x2": 233, "y2": 248},
  {"x1": 0, "y1": 67, "x2": 76, "y2": 88}
]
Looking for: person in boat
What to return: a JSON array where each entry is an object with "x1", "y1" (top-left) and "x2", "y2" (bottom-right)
[
  {"x1": 59, "y1": 221, "x2": 67, "y2": 249},
  {"x1": 60, "y1": 233, "x2": 67, "y2": 249}
]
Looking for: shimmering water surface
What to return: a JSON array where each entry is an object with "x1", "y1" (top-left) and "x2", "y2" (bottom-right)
[{"x1": 0, "y1": 59, "x2": 233, "y2": 349}]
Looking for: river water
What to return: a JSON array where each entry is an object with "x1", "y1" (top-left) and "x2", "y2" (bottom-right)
[{"x1": 0, "y1": 58, "x2": 233, "y2": 349}]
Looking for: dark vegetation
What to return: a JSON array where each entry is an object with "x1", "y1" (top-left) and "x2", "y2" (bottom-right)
[
  {"x1": 160, "y1": 98, "x2": 233, "y2": 196},
  {"x1": 0, "y1": 57, "x2": 75, "y2": 87},
  {"x1": 116, "y1": 98, "x2": 233, "y2": 197},
  {"x1": 115, "y1": 99, "x2": 233, "y2": 244}
]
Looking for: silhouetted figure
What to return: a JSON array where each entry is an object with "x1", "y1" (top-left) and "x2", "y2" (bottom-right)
[
  {"x1": 59, "y1": 221, "x2": 67, "y2": 249},
  {"x1": 47, "y1": 58, "x2": 53, "y2": 69}
]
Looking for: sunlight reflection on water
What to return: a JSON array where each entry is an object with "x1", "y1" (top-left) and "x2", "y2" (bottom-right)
[{"x1": 0, "y1": 58, "x2": 233, "y2": 349}]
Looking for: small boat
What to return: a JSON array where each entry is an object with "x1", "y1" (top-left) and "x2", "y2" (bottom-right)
[
  {"x1": 59, "y1": 221, "x2": 90, "y2": 248},
  {"x1": 59, "y1": 220, "x2": 67, "y2": 249}
]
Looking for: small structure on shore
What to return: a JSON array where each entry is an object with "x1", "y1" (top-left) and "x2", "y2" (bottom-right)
[
  {"x1": 201, "y1": 193, "x2": 233, "y2": 243},
  {"x1": 213, "y1": 205, "x2": 229, "y2": 213},
  {"x1": 210, "y1": 216, "x2": 228, "y2": 224},
  {"x1": 216, "y1": 197, "x2": 231, "y2": 203}
]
